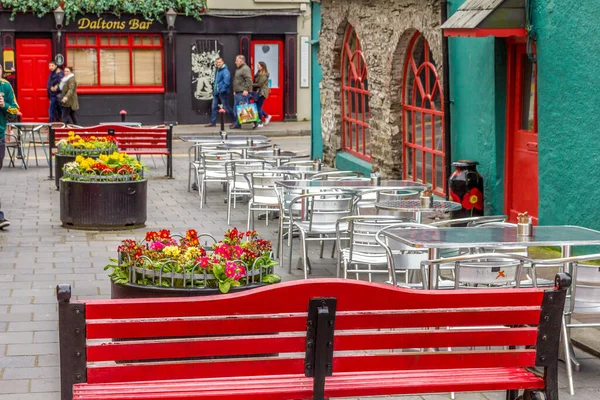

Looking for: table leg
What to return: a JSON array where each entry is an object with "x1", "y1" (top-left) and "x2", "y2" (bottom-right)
[
  {"x1": 428, "y1": 248, "x2": 439, "y2": 290},
  {"x1": 561, "y1": 245, "x2": 581, "y2": 372},
  {"x1": 416, "y1": 212, "x2": 423, "y2": 224},
  {"x1": 37, "y1": 129, "x2": 49, "y2": 165},
  {"x1": 32, "y1": 130, "x2": 40, "y2": 167}
]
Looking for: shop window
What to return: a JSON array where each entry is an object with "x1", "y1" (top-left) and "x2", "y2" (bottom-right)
[
  {"x1": 341, "y1": 24, "x2": 371, "y2": 161},
  {"x1": 402, "y1": 32, "x2": 446, "y2": 195},
  {"x1": 66, "y1": 33, "x2": 164, "y2": 93}
]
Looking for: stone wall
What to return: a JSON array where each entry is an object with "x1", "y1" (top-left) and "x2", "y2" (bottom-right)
[{"x1": 318, "y1": 0, "x2": 443, "y2": 178}]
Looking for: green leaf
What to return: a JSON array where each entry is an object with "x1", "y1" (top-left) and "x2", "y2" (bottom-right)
[
  {"x1": 218, "y1": 280, "x2": 231, "y2": 294},
  {"x1": 262, "y1": 274, "x2": 281, "y2": 284}
]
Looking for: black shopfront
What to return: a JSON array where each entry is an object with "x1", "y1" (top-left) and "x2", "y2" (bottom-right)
[{"x1": 0, "y1": 10, "x2": 298, "y2": 125}]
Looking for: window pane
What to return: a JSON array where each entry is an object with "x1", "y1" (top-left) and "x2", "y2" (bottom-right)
[
  {"x1": 120, "y1": 36, "x2": 129, "y2": 45},
  {"x1": 67, "y1": 36, "x2": 76, "y2": 45},
  {"x1": 435, "y1": 155, "x2": 444, "y2": 192},
  {"x1": 87, "y1": 36, "x2": 96, "y2": 45},
  {"x1": 100, "y1": 49, "x2": 130, "y2": 86},
  {"x1": 153, "y1": 36, "x2": 162, "y2": 45},
  {"x1": 142, "y1": 37, "x2": 153, "y2": 45},
  {"x1": 133, "y1": 36, "x2": 142, "y2": 45},
  {"x1": 132, "y1": 49, "x2": 162, "y2": 86},
  {"x1": 77, "y1": 36, "x2": 86, "y2": 45},
  {"x1": 101, "y1": 36, "x2": 109, "y2": 45},
  {"x1": 110, "y1": 36, "x2": 119, "y2": 45},
  {"x1": 67, "y1": 49, "x2": 98, "y2": 85},
  {"x1": 253, "y1": 43, "x2": 279, "y2": 88},
  {"x1": 521, "y1": 55, "x2": 536, "y2": 131}
]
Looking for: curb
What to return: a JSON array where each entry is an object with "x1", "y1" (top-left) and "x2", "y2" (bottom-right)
[{"x1": 174, "y1": 129, "x2": 311, "y2": 139}]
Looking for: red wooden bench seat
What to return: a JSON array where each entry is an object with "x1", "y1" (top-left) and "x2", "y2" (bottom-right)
[
  {"x1": 49, "y1": 124, "x2": 173, "y2": 178},
  {"x1": 57, "y1": 275, "x2": 570, "y2": 400}
]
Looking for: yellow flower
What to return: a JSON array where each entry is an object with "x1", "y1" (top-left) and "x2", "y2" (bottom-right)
[
  {"x1": 184, "y1": 247, "x2": 201, "y2": 261},
  {"x1": 75, "y1": 155, "x2": 84, "y2": 163},
  {"x1": 99, "y1": 154, "x2": 109, "y2": 162},
  {"x1": 163, "y1": 246, "x2": 181, "y2": 258}
]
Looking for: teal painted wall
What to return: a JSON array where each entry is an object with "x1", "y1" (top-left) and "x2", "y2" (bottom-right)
[
  {"x1": 310, "y1": 1, "x2": 323, "y2": 159},
  {"x1": 448, "y1": 0, "x2": 507, "y2": 216},
  {"x1": 336, "y1": 152, "x2": 373, "y2": 177}
]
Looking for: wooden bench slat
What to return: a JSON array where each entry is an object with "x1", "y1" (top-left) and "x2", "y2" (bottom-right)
[
  {"x1": 83, "y1": 279, "x2": 546, "y2": 319},
  {"x1": 87, "y1": 334, "x2": 307, "y2": 362},
  {"x1": 87, "y1": 357, "x2": 307, "y2": 384}
]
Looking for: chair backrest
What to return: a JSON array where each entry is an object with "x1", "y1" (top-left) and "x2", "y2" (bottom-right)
[
  {"x1": 200, "y1": 151, "x2": 238, "y2": 176},
  {"x1": 226, "y1": 159, "x2": 273, "y2": 186},
  {"x1": 429, "y1": 216, "x2": 508, "y2": 228},
  {"x1": 310, "y1": 171, "x2": 363, "y2": 180},
  {"x1": 289, "y1": 191, "x2": 360, "y2": 231},
  {"x1": 422, "y1": 253, "x2": 530, "y2": 289},
  {"x1": 337, "y1": 216, "x2": 412, "y2": 258},
  {"x1": 245, "y1": 171, "x2": 299, "y2": 204}
]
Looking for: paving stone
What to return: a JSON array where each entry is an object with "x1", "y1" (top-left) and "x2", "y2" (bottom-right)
[
  {"x1": 7, "y1": 321, "x2": 57, "y2": 332},
  {"x1": 0, "y1": 356, "x2": 36, "y2": 368},
  {"x1": 0, "y1": 332, "x2": 33, "y2": 344},
  {"x1": 0, "y1": 380, "x2": 30, "y2": 394},
  {"x1": 6, "y1": 343, "x2": 58, "y2": 356},
  {"x1": 2, "y1": 366, "x2": 60, "y2": 379},
  {"x1": 30, "y1": 378, "x2": 60, "y2": 393}
]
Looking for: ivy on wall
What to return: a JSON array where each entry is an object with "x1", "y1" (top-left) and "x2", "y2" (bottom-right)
[{"x1": 1, "y1": 0, "x2": 208, "y2": 22}]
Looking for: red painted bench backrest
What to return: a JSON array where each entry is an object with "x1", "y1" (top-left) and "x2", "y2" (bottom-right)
[
  {"x1": 58, "y1": 278, "x2": 564, "y2": 386},
  {"x1": 51, "y1": 125, "x2": 169, "y2": 150}
]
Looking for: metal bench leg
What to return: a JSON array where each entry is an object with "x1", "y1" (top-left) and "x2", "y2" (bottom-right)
[{"x1": 562, "y1": 314, "x2": 575, "y2": 396}]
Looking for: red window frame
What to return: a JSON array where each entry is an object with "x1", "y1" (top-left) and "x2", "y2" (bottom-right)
[
  {"x1": 341, "y1": 25, "x2": 371, "y2": 162},
  {"x1": 65, "y1": 33, "x2": 164, "y2": 94},
  {"x1": 402, "y1": 32, "x2": 446, "y2": 196}
]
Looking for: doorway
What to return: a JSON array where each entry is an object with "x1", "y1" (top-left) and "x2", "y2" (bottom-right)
[
  {"x1": 250, "y1": 40, "x2": 284, "y2": 121},
  {"x1": 505, "y1": 42, "x2": 538, "y2": 223},
  {"x1": 16, "y1": 39, "x2": 53, "y2": 122}
]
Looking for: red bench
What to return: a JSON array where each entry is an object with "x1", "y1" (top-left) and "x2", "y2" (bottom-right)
[
  {"x1": 57, "y1": 275, "x2": 570, "y2": 400},
  {"x1": 49, "y1": 124, "x2": 173, "y2": 178}
]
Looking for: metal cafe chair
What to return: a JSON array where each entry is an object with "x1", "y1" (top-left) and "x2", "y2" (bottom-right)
[
  {"x1": 288, "y1": 191, "x2": 361, "y2": 279},
  {"x1": 224, "y1": 159, "x2": 274, "y2": 225},
  {"x1": 429, "y1": 215, "x2": 508, "y2": 227},
  {"x1": 4, "y1": 132, "x2": 25, "y2": 169},
  {"x1": 196, "y1": 150, "x2": 240, "y2": 208},
  {"x1": 310, "y1": 170, "x2": 364, "y2": 180},
  {"x1": 375, "y1": 222, "x2": 438, "y2": 288},
  {"x1": 335, "y1": 216, "x2": 415, "y2": 281},
  {"x1": 244, "y1": 170, "x2": 300, "y2": 231},
  {"x1": 359, "y1": 189, "x2": 420, "y2": 215},
  {"x1": 420, "y1": 253, "x2": 530, "y2": 290},
  {"x1": 531, "y1": 254, "x2": 600, "y2": 395},
  {"x1": 187, "y1": 142, "x2": 224, "y2": 192}
]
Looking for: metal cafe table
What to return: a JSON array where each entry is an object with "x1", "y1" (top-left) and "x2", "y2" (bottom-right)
[
  {"x1": 8, "y1": 122, "x2": 51, "y2": 167},
  {"x1": 279, "y1": 165, "x2": 337, "y2": 179},
  {"x1": 180, "y1": 135, "x2": 270, "y2": 144},
  {"x1": 216, "y1": 142, "x2": 271, "y2": 158},
  {"x1": 250, "y1": 150, "x2": 309, "y2": 167},
  {"x1": 375, "y1": 199, "x2": 462, "y2": 223},
  {"x1": 276, "y1": 179, "x2": 429, "y2": 191}
]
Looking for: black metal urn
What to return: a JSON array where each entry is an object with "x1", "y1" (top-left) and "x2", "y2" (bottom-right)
[
  {"x1": 448, "y1": 160, "x2": 484, "y2": 219},
  {"x1": 60, "y1": 180, "x2": 147, "y2": 230},
  {"x1": 55, "y1": 155, "x2": 76, "y2": 190}
]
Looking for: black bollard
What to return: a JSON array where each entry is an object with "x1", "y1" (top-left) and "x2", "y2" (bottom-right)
[
  {"x1": 219, "y1": 105, "x2": 226, "y2": 133},
  {"x1": 120, "y1": 109, "x2": 127, "y2": 122}
]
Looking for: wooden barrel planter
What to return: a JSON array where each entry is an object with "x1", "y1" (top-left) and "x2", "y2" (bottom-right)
[{"x1": 60, "y1": 179, "x2": 147, "y2": 230}]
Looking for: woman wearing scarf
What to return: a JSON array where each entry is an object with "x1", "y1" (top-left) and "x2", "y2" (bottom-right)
[
  {"x1": 59, "y1": 66, "x2": 79, "y2": 125},
  {"x1": 252, "y1": 61, "x2": 271, "y2": 128}
]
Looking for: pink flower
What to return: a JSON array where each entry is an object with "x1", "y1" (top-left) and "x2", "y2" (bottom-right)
[
  {"x1": 149, "y1": 241, "x2": 166, "y2": 251},
  {"x1": 196, "y1": 257, "x2": 210, "y2": 269},
  {"x1": 233, "y1": 246, "x2": 244, "y2": 258},
  {"x1": 225, "y1": 262, "x2": 247, "y2": 281}
]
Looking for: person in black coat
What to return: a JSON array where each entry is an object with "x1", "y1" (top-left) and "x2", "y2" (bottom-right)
[{"x1": 47, "y1": 60, "x2": 63, "y2": 122}]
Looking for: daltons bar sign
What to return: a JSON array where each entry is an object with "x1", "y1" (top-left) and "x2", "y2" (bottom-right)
[{"x1": 77, "y1": 17, "x2": 154, "y2": 30}]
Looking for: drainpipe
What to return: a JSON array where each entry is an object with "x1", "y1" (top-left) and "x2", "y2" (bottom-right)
[{"x1": 441, "y1": 0, "x2": 452, "y2": 199}]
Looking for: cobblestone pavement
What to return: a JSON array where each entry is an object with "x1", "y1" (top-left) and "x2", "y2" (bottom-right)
[{"x1": 1, "y1": 137, "x2": 599, "y2": 399}]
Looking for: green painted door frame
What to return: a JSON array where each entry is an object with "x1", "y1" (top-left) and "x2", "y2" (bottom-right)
[{"x1": 310, "y1": 1, "x2": 323, "y2": 159}]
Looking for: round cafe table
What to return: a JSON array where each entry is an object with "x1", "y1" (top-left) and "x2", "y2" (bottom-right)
[
  {"x1": 250, "y1": 150, "x2": 309, "y2": 167},
  {"x1": 375, "y1": 199, "x2": 462, "y2": 223},
  {"x1": 216, "y1": 142, "x2": 271, "y2": 158}
]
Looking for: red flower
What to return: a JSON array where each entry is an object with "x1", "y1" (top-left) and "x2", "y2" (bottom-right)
[
  {"x1": 461, "y1": 188, "x2": 483, "y2": 211},
  {"x1": 449, "y1": 188, "x2": 461, "y2": 203},
  {"x1": 145, "y1": 231, "x2": 159, "y2": 242}
]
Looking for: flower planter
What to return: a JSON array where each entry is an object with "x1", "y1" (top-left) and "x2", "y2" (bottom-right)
[
  {"x1": 110, "y1": 280, "x2": 268, "y2": 299},
  {"x1": 55, "y1": 154, "x2": 76, "y2": 190},
  {"x1": 60, "y1": 179, "x2": 147, "y2": 230}
]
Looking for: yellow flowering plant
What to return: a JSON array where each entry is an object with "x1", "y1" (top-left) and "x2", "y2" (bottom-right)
[
  {"x1": 56, "y1": 131, "x2": 118, "y2": 157},
  {"x1": 63, "y1": 151, "x2": 145, "y2": 182}
]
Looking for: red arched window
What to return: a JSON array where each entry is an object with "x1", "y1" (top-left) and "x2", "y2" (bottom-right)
[
  {"x1": 402, "y1": 32, "x2": 445, "y2": 195},
  {"x1": 341, "y1": 25, "x2": 371, "y2": 161}
]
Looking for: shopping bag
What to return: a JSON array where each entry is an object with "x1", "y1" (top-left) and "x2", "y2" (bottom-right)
[{"x1": 236, "y1": 102, "x2": 259, "y2": 125}]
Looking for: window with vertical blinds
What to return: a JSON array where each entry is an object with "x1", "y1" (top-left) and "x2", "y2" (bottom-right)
[{"x1": 65, "y1": 34, "x2": 164, "y2": 93}]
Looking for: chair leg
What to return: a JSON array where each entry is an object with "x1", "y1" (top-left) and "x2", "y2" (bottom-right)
[
  {"x1": 319, "y1": 235, "x2": 325, "y2": 259},
  {"x1": 277, "y1": 217, "x2": 283, "y2": 262},
  {"x1": 247, "y1": 203, "x2": 252, "y2": 231},
  {"x1": 300, "y1": 231, "x2": 309, "y2": 279},
  {"x1": 288, "y1": 224, "x2": 295, "y2": 274},
  {"x1": 266, "y1": 211, "x2": 269, "y2": 227},
  {"x1": 331, "y1": 240, "x2": 336, "y2": 258},
  {"x1": 562, "y1": 314, "x2": 575, "y2": 396},
  {"x1": 227, "y1": 185, "x2": 232, "y2": 225},
  {"x1": 187, "y1": 164, "x2": 192, "y2": 192}
]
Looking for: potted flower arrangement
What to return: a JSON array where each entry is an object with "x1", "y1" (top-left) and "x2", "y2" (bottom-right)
[
  {"x1": 60, "y1": 152, "x2": 147, "y2": 230},
  {"x1": 54, "y1": 132, "x2": 118, "y2": 189},
  {"x1": 105, "y1": 228, "x2": 281, "y2": 298}
]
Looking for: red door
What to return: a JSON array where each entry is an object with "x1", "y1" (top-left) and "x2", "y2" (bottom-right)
[
  {"x1": 505, "y1": 42, "x2": 538, "y2": 223},
  {"x1": 250, "y1": 40, "x2": 284, "y2": 121},
  {"x1": 16, "y1": 39, "x2": 53, "y2": 122}
]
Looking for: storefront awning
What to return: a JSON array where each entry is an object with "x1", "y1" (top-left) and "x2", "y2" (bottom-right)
[{"x1": 442, "y1": 0, "x2": 527, "y2": 38}]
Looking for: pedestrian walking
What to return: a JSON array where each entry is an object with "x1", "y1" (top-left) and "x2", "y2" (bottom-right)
[
  {"x1": 0, "y1": 65, "x2": 20, "y2": 229},
  {"x1": 252, "y1": 61, "x2": 272, "y2": 128},
  {"x1": 231, "y1": 55, "x2": 253, "y2": 129},
  {"x1": 205, "y1": 58, "x2": 235, "y2": 127},
  {"x1": 59, "y1": 66, "x2": 79, "y2": 125},
  {"x1": 47, "y1": 60, "x2": 63, "y2": 122}
]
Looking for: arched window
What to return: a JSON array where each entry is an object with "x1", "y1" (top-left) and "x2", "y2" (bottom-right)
[
  {"x1": 402, "y1": 32, "x2": 445, "y2": 195},
  {"x1": 341, "y1": 24, "x2": 371, "y2": 161}
]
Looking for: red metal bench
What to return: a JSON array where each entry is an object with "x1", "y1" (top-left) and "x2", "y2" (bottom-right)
[
  {"x1": 57, "y1": 275, "x2": 570, "y2": 400},
  {"x1": 49, "y1": 124, "x2": 173, "y2": 178}
]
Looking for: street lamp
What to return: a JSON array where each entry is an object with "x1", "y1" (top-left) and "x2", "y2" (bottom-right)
[
  {"x1": 166, "y1": 8, "x2": 177, "y2": 44},
  {"x1": 53, "y1": 6, "x2": 65, "y2": 43}
]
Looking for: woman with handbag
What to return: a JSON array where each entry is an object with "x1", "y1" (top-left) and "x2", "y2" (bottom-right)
[
  {"x1": 59, "y1": 66, "x2": 80, "y2": 125},
  {"x1": 252, "y1": 62, "x2": 272, "y2": 128}
]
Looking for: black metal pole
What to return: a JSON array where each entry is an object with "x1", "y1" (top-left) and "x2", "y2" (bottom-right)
[
  {"x1": 219, "y1": 107, "x2": 226, "y2": 133},
  {"x1": 442, "y1": 0, "x2": 452, "y2": 200}
]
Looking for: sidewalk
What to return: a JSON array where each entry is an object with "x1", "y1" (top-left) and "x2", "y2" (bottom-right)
[{"x1": 173, "y1": 120, "x2": 311, "y2": 138}]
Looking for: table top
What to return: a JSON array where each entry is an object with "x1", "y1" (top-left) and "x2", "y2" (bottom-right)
[
  {"x1": 279, "y1": 165, "x2": 336, "y2": 173},
  {"x1": 9, "y1": 123, "x2": 51, "y2": 128},
  {"x1": 250, "y1": 150, "x2": 309, "y2": 159},
  {"x1": 180, "y1": 135, "x2": 270, "y2": 143},
  {"x1": 275, "y1": 179, "x2": 430, "y2": 190},
  {"x1": 375, "y1": 200, "x2": 462, "y2": 213},
  {"x1": 217, "y1": 142, "x2": 272, "y2": 150},
  {"x1": 380, "y1": 225, "x2": 600, "y2": 249}
]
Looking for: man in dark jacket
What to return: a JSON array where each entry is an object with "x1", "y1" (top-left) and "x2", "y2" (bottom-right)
[
  {"x1": 47, "y1": 60, "x2": 63, "y2": 122},
  {"x1": 206, "y1": 58, "x2": 235, "y2": 127},
  {"x1": 231, "y1": 55, "x2": 253, "y2": 129}
]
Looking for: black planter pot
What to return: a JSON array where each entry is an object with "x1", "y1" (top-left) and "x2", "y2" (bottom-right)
[
  {"x1": 60, "y1": 180, "x2": 147, "y2": 230},
  {"x1": 448, "y1": 160, "x2": 484, "y2": 220},
  {"x1": 55, "y1": 155, "x2": 76, "y2": 190},
  {"x1": 110, "y1": 281, "x2": 268, "y2": 299}
]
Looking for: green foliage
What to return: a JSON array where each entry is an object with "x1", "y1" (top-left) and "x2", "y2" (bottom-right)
[{"x1": 2, "y1": 0, "x2": 208, "y2": 23}]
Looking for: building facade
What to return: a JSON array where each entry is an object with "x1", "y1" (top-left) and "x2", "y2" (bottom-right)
[
  {"x1": 313, "y1": 0, "x2": 448, "y2": 195},
  {"x1": 0, "y1": 0, "x2": 311, "y2": 125}
]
